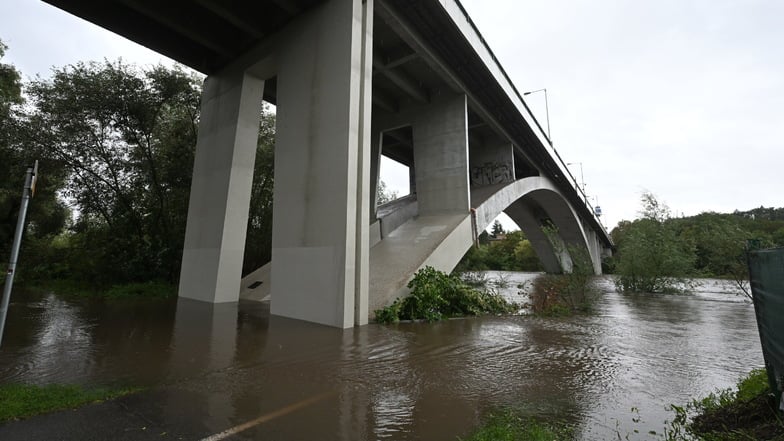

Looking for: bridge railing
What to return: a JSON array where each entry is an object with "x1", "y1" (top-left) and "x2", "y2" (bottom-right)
[{"x1": 450, "y1": 0, "x2": 609, "y2": 237}]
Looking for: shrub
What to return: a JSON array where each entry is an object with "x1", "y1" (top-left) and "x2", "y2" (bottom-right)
[{"x1": 374, "y1": 266, "x2": 518, "y2": 323}]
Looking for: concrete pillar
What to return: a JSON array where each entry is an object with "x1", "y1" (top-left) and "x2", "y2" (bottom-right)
[
  {"x1": 505, "y1": 200, "x2": 562, "y2": 273},
  {"x1": 469, "y1": 142, "x2": 515, "y2": 187},
  {"x1": 271, "y1": 0, "x2": 372, "y2": 328},
  {"x1": 178, "y1": 72, "x2": 265, "y2": 303},
  {"x1": 354, "y1": 0, "x2": 373, "y2": 326},
  {"x1": 369, "y1": 128, "x2": 382, "y2": 222},
  {"x1": 412, "y1": 94, "x2": 470, "y2": 214}
]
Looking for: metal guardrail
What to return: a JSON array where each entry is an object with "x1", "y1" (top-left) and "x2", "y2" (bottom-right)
[{"x1": 450, "y1": 0, "x2": 609, "y2": 238}]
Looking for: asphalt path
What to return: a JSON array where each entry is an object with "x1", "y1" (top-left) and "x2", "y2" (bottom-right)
[{"x1": 0, "y1": 388, "x2": 227, "y2": 441}]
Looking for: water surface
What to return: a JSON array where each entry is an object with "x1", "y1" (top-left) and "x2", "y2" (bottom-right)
[{"x1": 0, "y1": 275, "x2": 762, "y2": 439}]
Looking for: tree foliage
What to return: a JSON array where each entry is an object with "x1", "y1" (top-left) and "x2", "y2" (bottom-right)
[
  {"x1": 242, "y1": 105, "x2": 276, "y2": 275},
  {"x1": 610, "y1": 195, "x2": 784, "y2": 296},
  {"x1": 1, "y1": 54, "x2": 278, "y2": 287},
  {"x1": 376, "y1": 179, "x2": 398, "y2": 205},
  {"x1": 1, "y1": 40, "x2": 69, "y2": 273},
  {"x1": 23, "y1": 61, "x2": 202, "y2": 283},
  {"x1": 613, "y1": 193, "x2": 696, "y2": 293},
  {"x1": 456, "y1": 230, "x2": 541, "y2": 272}
]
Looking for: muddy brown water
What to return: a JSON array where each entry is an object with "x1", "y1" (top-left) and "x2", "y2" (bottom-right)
[{"x1": 0, "y1": 274, "x2": 762, "y2": 440}]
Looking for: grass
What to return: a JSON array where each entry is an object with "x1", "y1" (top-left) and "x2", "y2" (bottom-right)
[
  {"x1": 460, "y1": 410, "x2": 573, "y2": 441},
  {"x1": 0, "y1": 384, "x2": 140, "y2": 422}
]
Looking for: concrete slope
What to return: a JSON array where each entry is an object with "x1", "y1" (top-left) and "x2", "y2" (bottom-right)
[
  {"x1": 368, "y1": 213, "x2": 473, "y2": 313},
  {"x1": 239, "y1": 262, "x2": 271, "y2": 302}
]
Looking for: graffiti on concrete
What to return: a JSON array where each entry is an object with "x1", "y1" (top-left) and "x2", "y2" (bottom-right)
[{"x1": 471, "y1": 161, "x2": 514, "y2": 186}]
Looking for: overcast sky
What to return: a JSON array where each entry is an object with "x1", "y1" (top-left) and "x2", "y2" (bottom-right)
[{"x1": 1, "y1": 0, "x2": 782, "y2": 231}]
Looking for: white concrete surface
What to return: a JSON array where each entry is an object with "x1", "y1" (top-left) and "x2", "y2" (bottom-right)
[
  {"x1": 369, "y1": 213, "x2": 470, "y2": 313},
  {"x1": 239, "y1": 263, "x2": 271, "y2": 302},
  {"x1": 178, "y1": 71, "x2": 265, "y2": 303},
  {"x1": 270, "y1": 0, "x2": 372, "y2": 328},
  {"x1": 412, "y1": 94, "x2": 470, "y2": 214}
]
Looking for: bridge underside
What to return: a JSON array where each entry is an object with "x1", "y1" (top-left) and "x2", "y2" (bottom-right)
[{"x1": 45, "y1": 0, "x2": 613, "y2": 328}]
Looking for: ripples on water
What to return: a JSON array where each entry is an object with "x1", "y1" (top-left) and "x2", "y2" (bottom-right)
[{"x1": 0, "y1": 276, "x2": 762, "y2": 440}]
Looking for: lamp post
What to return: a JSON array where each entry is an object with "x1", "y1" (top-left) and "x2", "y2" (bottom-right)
[
  {"x1": 566, "y1": 162, "x2": 585, "y2": 193},
  {"x1": 523, "y1": 88, "x2": 550, "y2": 143}
]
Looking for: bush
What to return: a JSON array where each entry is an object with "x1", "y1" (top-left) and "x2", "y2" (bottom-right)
[
  {"x1": 664, "y1": 368, "x2": 783, "y2": 440},
  {"x1": 374, "y1": 266, "x2": 518, "y2": 323},
  {"x1": 529, "y1": 274, "x2": 598, "y2": 316},
  {"x1": 531, "y1": 225, "x2": 600, "y2": 316}
]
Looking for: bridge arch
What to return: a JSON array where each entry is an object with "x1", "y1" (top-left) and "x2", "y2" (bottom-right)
[
  {"x1": 472, "y1": 177, "x2": 602, "y2": 275},
  {"x1": 368, "y1": 176, "x2": 604, "y2": 312}
]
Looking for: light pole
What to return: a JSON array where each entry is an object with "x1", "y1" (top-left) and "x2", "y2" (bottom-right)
[
  {"x1": 567, "y1": 162, "x2": 585, "y2": 193},
  {"x1": 523, "y1": 88, "x2": 550, "y2": 144}
]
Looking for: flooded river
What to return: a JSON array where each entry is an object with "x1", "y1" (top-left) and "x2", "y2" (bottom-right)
[{"x1": 0, "y1": 273, "x2": 763, "y2": 440}]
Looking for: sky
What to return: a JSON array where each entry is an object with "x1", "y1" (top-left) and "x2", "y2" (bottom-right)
[{"x1": 1, "y1": 0, "x2": 782, "y2": 231}]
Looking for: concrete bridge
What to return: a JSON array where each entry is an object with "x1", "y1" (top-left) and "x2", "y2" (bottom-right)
[{"x1": 44, "y1": 0, "x2": 613, "y2": 328}]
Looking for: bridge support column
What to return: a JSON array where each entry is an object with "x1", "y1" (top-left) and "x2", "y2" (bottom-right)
[
  {"x1": 178, "y1": 72, "x2": 265, "y2": 303},
  {"x1": 412, "y1": 94, "x2": 470, "y2": 214},
  {"x1": 270, "y1": 0, "x2": 372, "y2": 328}
]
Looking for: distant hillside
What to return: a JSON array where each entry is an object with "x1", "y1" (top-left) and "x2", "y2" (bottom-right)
[{"x1": 732, "y1": 206, "x2": 784, "y2": 222}]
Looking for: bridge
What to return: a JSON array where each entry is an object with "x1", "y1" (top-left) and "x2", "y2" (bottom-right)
[{"x1": 43, "y1": 0, "x2": 613, "y2": 328}]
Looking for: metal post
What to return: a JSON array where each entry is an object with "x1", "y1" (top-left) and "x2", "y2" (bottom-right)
[
  {"x1": 0, "y1": 161, "x2": 37, "y2": 348},
  {"x1": 523, "y1": 88, "x2": 551, "y2": 143},
  {"x1": 567, "y1": 162, "x2": 585, "y2": 193}
]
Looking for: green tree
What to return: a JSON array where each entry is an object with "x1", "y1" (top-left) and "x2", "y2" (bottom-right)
[
  {"x1": 0, "y1": 41, "x2": 69, "y2": 279},
  {"x1": 0, "y1": 39, "x2": 24, "y2": 253},
  {"x1": 455, "y1": 230, "x2": 541, "y2": 272},
  {"x1": 242, "y1": 105, "x2": 276, "y2": 275},
  {"x1": 25, "y1": 61, "x2": 201, "y2": 283},
  {"x1": 376, "y1": 179, "x2": 398, "y2": 205},
  {"x1": 490, "y1": 220, "x2": 504, "y2": 238},
  {"x1": 614, "y1": 192, "x2": 695, "y2": 293}
]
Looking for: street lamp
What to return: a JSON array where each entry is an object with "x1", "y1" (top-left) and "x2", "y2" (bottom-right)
[
  {"x1": 523, "y1": 88, "x2": 551, "y2": 143},
  {"x1": 567, "y1": 162, "x2": 585, "y2": 193}
]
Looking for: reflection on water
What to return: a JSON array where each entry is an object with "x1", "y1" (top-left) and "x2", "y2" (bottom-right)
[{"x1": 0, "y1": 275, "x2": 762, "y2": 440}]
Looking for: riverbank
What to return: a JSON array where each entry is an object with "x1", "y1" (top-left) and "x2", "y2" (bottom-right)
[
  {"x1": 675, "y1": 368, "x2": 783, "y2": 440},
  {"x1": 19, "y1": 279, "x2": 176, "y2": 299},
  {"x1": 0, "y1": 384, "x2": 138, "y2": 422}
]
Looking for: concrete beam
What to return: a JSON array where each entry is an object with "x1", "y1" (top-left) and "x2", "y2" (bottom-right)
[
  {"x1": 271, "y1": 0, "x2": 303, "y2": 15},
  {"x1": 118, "y1": 0, "x2": 234, "y2": 55},
  {"x1": 373, "y1": 53, "x2": 429, "y2": 103},
  {"x1": 372, "y1": 89, "x2": 398, "y2": 113},
  {"x1": 179, "y1": 71, "x2": 265, "y2": 303},
  {"x1": 373, "y1": 52, "x2": 418, "y2": 73},
  {"x1": 193, "y1": 0, "x2": 265, "y2": 39}
]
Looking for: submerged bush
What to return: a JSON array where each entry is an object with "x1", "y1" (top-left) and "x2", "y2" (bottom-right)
[
  {"x1": 528, "y1": 274, "x2": 599, "y2": 316},
  {"x1": 530, "y1": 225, "x2": 601, "y2": 316},
  {"x1": 374, "y1": 266, "x2": 517, "y2": 323}
]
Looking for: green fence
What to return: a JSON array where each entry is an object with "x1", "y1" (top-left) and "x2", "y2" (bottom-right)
[{"x1": 748, "y1": 246, "x2": 784, "y2": 411}]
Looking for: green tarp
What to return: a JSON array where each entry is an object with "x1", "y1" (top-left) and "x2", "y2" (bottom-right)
[{"x1": 748, "y1": 246, "x2": 784, "y2": 410}]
